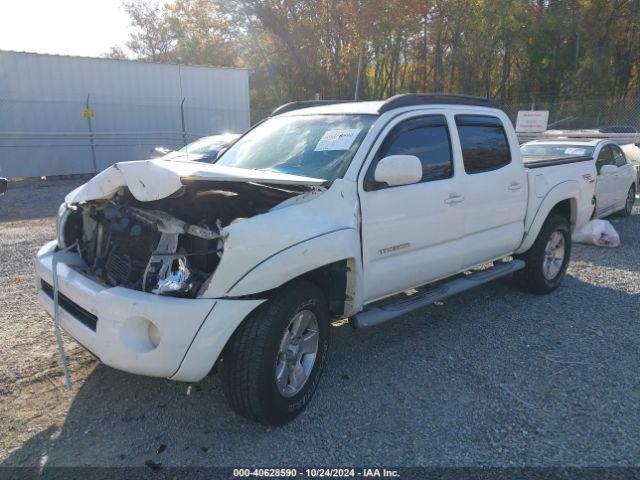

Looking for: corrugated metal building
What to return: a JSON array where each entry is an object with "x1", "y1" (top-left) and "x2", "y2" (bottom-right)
[{"x1": 0, "y1": 50, "x2": 250, "y2": 178}]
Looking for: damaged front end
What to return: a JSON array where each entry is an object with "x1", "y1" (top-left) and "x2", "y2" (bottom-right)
[
  {"x1": 59, "y1": 200, "x2": 221, "y2": 298},
  {"x1": 58, "y1": 179, "x2": 311, "y2": 298}
]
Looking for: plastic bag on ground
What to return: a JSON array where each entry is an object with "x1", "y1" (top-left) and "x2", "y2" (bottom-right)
[{"x1": 572, "y1": 219, "x2": 620, "y2": 248}]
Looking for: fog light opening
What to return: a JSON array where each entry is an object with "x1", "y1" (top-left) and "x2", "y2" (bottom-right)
[{"x1": 148, "y1": 322, "x2": 161, "y2": 348}]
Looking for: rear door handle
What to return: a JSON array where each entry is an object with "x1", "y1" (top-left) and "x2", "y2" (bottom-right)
[
  {"x1": 444, "y1": 195, "x2": 465, "y2": 205},
  {"x1": 508, "y1": 182, "x2": 523, "y2": 191}
]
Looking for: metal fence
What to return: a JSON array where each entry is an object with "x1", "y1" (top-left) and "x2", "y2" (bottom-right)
[
  {"x1": 0, "y1": 96, "x2": 248, "y2": 178},
  {"x1": 0, "y1": 51, "x2": 251, "y2": 179}
]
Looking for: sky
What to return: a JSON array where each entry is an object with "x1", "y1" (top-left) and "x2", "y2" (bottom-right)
[{"x1": 0, "y1": 0, "x2": 132, "y2": 58}]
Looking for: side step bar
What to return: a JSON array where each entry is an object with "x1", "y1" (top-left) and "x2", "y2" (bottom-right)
[{"x1": 350, "y1": 260, "x2": 525, "y2": 329}]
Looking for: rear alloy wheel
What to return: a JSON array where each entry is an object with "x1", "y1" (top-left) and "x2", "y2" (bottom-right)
[
  {"x1": 542, "y1": 231, "x2": 566, "y2": 281},
  {"x1": 619, "y1": 185, "x2": 636, "y2": 217},
  {"x1": 515, "y1": 213, "x2": 571, "y2": 294}
]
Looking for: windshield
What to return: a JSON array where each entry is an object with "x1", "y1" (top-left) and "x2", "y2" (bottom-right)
[
  {"x1": 215, "y1": 114, "x2": 377, "y2": 180},
  {"x1": 521, "y1": 144, "x2": 595, "y2": 157}
]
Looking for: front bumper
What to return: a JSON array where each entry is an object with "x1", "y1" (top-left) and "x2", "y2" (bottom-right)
[{"x1": 35, "y1": 241, "x2": 264, "y2": 382}]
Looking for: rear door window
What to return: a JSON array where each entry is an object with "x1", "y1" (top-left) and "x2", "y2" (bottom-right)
[{"x1": 455, "y1": 115, "x2": 511, "y2": 174}]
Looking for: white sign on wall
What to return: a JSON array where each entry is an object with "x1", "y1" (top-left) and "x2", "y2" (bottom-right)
[{"x1": 515, "y1": 110, "x2": 549, "y2": 133}]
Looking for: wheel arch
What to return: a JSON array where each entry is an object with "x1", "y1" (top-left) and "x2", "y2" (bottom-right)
[
  {"x1": 225, "y1": 228, "x2": 363, "y2": 317},
  {"x1": 516, "y1": 182, "x2": 579, "y2": 254},
  {"x1": 549, "y1": 198, "x2": 576, "y2": 225}
]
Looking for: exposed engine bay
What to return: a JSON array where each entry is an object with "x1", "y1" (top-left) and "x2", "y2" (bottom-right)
[{"x1": 58, "y1": 180, "x2": 312, "y2": 298}]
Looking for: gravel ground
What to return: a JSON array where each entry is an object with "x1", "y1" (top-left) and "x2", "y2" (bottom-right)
[{"x1": 0, "y1": 180, "x2": 639, "y2": 469}]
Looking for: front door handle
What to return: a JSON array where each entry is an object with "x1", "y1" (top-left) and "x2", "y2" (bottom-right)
[
  {"x1": 445, "y1": 194, "x2": 465, "y2": 205},
  {"x1": 508, "y1": 182, "x2": 523, "y2": 191}
]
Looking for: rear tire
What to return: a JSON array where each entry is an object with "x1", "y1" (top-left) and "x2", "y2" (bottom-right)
[
  {"x1": 222, "y1": 280, "x2": 330, "y2": 426},
  {"x1": 515, "y1": 213, "x2": 571, "y2": 294},
  {"x1": 618, "y1": 185, "x2": 635, "y2": 217},
  {"x1": 590, "y1": 197, "x2": 598, "y2": 219}
]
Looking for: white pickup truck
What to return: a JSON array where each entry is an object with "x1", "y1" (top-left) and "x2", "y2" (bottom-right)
[{"x1": 36, "y1": 94, "x2": 596, "y2": 425}]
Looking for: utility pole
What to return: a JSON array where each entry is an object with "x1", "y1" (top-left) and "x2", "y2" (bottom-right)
[
  {"x1": 354, "y1": 45, "x2": 364, "y2": 101},
  {"x1": 180, "y1": 97, "x2": 187, "y2": 146},
  {"x1": 85, "y1": 93, "x2": 97, "y2": 173}
]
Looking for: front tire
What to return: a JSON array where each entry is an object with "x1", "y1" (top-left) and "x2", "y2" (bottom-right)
[
  {"x1": 515, "y1": 213, "x2": 571, "y2": 294},
  {"x1": 222, "y1": 280, "x2": 330, "y2": 426}
]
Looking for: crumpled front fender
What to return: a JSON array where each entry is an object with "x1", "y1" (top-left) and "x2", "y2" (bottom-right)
[
  {"x1": 226, "y1": 228, "x2": 362, "y2": 299},
  {"x1": 199, "y1": 179, "x2": 361, "y2": 299}
]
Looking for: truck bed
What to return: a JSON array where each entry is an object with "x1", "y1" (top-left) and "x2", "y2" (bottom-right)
[
  {"x1": 523, "y1": 155, "x2": 593, "y2": 169},
  {"x1": 520, "y1": 153, "x2": 596, "y2": 246}
]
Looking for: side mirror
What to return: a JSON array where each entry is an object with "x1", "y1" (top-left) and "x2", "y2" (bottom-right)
[
  {"x1": 374, "y1": 155, "x2": 423, "y2": 187},
  {"x1": 151, "y1": 146, "x2": 172, "y2": 158},
  {"x1": 600, "y1": 164, "x2": 617, "y2": 176},
  {"x1": 0, "y1": 178, "x2": 7, "y2": 196}
]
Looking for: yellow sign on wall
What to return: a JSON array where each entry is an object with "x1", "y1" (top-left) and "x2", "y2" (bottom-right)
[{"x1": 82, "y1": 108, "x2": 95, "y2": 118}]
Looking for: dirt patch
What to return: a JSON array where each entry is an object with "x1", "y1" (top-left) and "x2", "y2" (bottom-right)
[{"x1": 1, "y1": 180, "x2": 639, "y2": 468}]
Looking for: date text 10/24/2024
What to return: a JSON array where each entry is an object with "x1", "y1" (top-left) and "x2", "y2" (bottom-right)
[{"x1": 233, "y1": 468, "x2": 400, "y2": 478}]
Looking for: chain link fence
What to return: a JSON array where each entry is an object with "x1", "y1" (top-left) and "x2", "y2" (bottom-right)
[
  {"x1": 502, "y1": 96, "x2": 640, "y2": 130},
  {"x1": 2, "y1": 93, "x2": 639, "y2": 179},
  {"x1": 257, "y1": 95, "x2": 640, "y2": 132}
]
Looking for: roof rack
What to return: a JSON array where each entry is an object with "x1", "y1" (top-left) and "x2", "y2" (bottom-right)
[
  {"x1": 270, "y1": 100, "x2": 355, "y2": 116},
  {"x1": 378, "y1": 93, "x2": 498, "y2": 113},
  {"x1": 270, "y1": 93, "x2": 498, "y2": 117}
]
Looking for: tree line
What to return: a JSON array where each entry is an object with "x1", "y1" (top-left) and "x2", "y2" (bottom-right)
[{"x1": 110, "y1": 0, "x2": 640, "y2": 123}]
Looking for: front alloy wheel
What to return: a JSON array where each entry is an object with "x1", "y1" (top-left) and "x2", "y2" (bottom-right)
[
  {"x1": 275, "y1": 310, "x2": 319, "y2": 397},
  {"x1": 222, "y1": 280, "x2": 330, "y2": 426}
]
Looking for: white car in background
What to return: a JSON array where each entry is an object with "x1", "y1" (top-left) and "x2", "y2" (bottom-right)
[
  {"x1": 620, "y1": 142, "x2": 640, "y2": 186},
  {"x1": 521, "y1": 139, "x2": 637, "y2": 218},
  {"x1": 153, "y1": 133, "x2": 241, "y2": 163}
]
